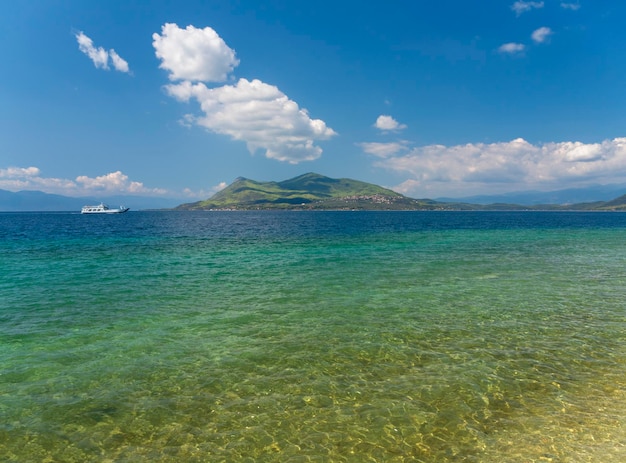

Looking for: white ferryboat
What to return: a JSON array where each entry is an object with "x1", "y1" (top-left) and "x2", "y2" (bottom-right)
[{"x1": 81, "y1": 203, "x2": 129, "y2": 214}]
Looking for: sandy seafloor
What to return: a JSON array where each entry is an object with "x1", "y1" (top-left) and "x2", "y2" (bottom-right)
[{"x1": 1, "y1": 210, "x2": 625, "y2": 462}]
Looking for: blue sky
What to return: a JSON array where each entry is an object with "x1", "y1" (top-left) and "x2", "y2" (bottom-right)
[{"x1": 2, "y1": 0, "x2": 626, "y2": 200}]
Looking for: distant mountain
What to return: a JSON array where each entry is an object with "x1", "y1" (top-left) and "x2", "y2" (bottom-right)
[
  {"x1": 0, "y1": 190, "x2": 84, "y2": 212},
  {"x1": 437, "y1": 183, "x2": 626, "y2": 206},
  {"x1": 571, "y1": 194, "x2": 626, "y2": 211},
  {"x1": 176, "y1": 173, "x2": 447, "y2": 210},
  {"x1": 175, "y1": 173, "x2": 626, "y2": 211},
  {"x1": 6, "y1": 177, "x2": 626, "y2": 212},
  {"x1": 0, "y1": 189, "x2": 183, "y2": 212}
]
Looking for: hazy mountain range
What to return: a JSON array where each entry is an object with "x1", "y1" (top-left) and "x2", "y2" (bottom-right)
[
  {"x1": 0, "y1": 189, "x2": 184, "y2": 212},
  {"x1": 436, "y1": 183, "x2": 626, "y2": 205},
  {"x1": 2, "y1": 174, "x2": 626, "y2": 211}
]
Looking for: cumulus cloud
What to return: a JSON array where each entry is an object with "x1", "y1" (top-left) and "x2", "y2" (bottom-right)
[
  {"x1": 0, "y1": 166, "x2": 41, "y2": 178},
  {"x1": 532, "y1": 27, "x2": 553, "y2": 44},
  {"x1": 75, "y1": 31, "x2": 130, "y2": 73},
  {"x1": 152, "y1": 23, "x2": 239, "y2": 82},
  {"x1": 374, "y1": 115, "x2": 407, "y2": 132},
  {"x1": 0, "y1": 167, "x2": 168, "y2": 196},
  {"x1": 363, "y1": 138, "x2": 626, "y2": 197},
  {"x1": 153, "y1": 23, "x2": 335, "y2": 164},
  {"x1": 511, "y1": 1, "x2": 544, "y2": 16},
  {"x1": 165, "y1": 79, "x2": 335, "y2": 163},
  {"x1": 560, "y1": 2, "x2": 581, "y2": 10},
  {"x1": 498, "y1": 43, "x2": 526, "y2": 54},
  {"x1": 0, "y1": 166, "x2": 76, "y2": 192},
  {"x1": 75, "y1": 171, "x2": 166, "y2": 194}
]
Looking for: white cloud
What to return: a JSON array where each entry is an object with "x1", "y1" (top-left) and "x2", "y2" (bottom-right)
[
  {"x1": 75, "y1": 31, "x2": 131, "y2": 73},
  {"x1": 363, "y1": 138, "x2": 626, "y2": 197},
  {"x1": 166, "y1": 79, "x2": 336, "y2": 163},
  {"x1": 374, "y1": 115, "x2": 407, "y2": 132},
  {"x1": 0, "y1": 166, "x2": 41, "y2": 178},
  {"x1": 154, "y1": 23, "x2": 336, "y2": 164},
  {"x1": 0, "y1": 166, "x2": 76, "y2": 192},
  {"x1": 511, "y1": 1, "x2": 544, "y2": 16},
  {"x1": 76, "y1": 32, "x2": 108, "y2": 69},
  {"x1": 532, "y1": 27, "x2": 553, "y2": 44},
  {"x1": 75, "y1": 171, "x2": 166, "y2": 194},
  {"x1": 109, "y1": 49, "x2": 130, "y2": 73},
  {"x1": 560, "y1": 2, "x2": 581, "y2": 11},
  {"x1": 182, "y1": 181, "x2": 227, "y2": 199},
  {"x1": 393, "y1": 179, "x2": 423, "y2": 197},
  {"x1": 498, "y1": 43, "x2": 526, "y2": 54},
  {"x1": 359, "y1": 141, "x2": 409, "y2": 158},
  {"x1": 0, "y1": 167, "x2": 168, "y2": 197},
  {"x1": 152, "y1": 23, "x2": 239, "y2": 82}
]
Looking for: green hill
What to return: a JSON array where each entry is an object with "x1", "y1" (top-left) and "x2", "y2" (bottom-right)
[
  {"x1": 174, "y1": 173, "x2": 626, "y2": 211},
  {"x1": 175, "y1": 173, "x2": 448, "y2": 210},
  {"x1": 573, "y1": 194, "x2": 626, "y2": 211}
]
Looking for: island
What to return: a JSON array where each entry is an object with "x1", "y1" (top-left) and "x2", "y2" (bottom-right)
[
  {"x1": 174, "y1": 172, "x2": 626, "y2": 211},
  {"x1": 175, "y1": 173, "x2": 453, "y2": 211}
]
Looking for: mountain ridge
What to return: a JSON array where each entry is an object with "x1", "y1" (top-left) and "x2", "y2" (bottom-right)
[
  {"x1": 4, "y1": 174, "x2": 626, "y2": 211},
  {"x1": 437, "y1": 183, "x2": 626, "y2": 205},
  {"x1": 0, "y1": 189, "x2": 183, "y2": 212},
  {"x1": 176, "y1": 172, "x2": 443, "y2": 210},
  {"x1": 176, "y1": 173, "x2": 626, "y2": 211}
]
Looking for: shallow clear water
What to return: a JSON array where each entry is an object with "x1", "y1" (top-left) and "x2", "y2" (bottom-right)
[{"x1": 1, "y1": 211, "x2": 626, "y2": 462}]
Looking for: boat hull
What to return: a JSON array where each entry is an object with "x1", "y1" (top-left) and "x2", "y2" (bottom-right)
[
  {"x1": 81, "y1": 209, "x2": 129, "y2": 214},
  {"x1": 81, "y1": 204, "x2": 129, "y2": 214}
]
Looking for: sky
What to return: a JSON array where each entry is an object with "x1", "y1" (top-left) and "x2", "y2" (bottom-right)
[{"x1": 2, "y1": 0, "x2": 626, "y2": 201}]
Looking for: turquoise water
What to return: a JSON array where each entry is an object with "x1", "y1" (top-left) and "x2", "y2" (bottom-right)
[{"x1": 1, "y1": 211, "x2": 626, "y2": 462}]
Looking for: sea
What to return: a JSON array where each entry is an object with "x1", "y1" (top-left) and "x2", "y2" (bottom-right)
[{"x1": 1, "y1": 210, "x2": 626, "y2": 462}]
